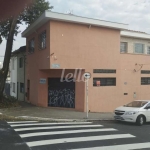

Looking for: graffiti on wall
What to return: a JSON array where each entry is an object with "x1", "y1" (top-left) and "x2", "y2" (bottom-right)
[{"x1": 48, "y1": 88, "x2": 75, "y2": 108}]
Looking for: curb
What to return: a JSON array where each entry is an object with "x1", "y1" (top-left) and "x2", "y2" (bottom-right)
[
  {"x1": 15, "y1": 116, "x2": 114, "y2": 122},
  {"x1": 0, "y1": 112, "x2": 114, "y2": 122}
]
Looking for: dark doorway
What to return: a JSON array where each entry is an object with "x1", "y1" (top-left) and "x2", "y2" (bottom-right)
[{"x1": 48, "y1": 78, "x2": 75, "y2": 108}]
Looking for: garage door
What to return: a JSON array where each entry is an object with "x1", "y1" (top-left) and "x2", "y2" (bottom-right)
[{"x1": 48, "y1": 78, "x2": 75, "y2": 108}]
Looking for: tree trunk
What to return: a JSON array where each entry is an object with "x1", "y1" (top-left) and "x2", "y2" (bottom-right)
[{"x1": 0, "y1": 17, "x2": 18, "y2": 101}]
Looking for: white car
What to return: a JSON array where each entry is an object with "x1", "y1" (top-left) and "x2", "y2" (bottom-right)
[{"x1": 114, "y1": 100, "x2": 150, "y2": 125}]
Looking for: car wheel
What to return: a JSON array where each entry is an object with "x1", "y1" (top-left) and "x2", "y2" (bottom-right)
[{"x1": 136, "y1": 115, "x2": 145, "y2": 126}]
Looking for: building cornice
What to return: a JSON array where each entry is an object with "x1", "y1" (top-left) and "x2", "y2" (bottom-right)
[
  {"x1": 22, "y1": 11, "x2": 128, "y2": 37},
  {"x1": 121, "y1": 31, "x2": 150, "y2": 40}
]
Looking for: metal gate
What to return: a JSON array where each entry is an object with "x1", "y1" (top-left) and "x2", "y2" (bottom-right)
[{"x1": 48, "y1": 78, "x2": 75, "y2": 108}]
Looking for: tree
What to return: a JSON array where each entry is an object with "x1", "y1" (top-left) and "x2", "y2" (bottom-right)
[{"x1": 0, "y1": 0, "x2": 53, "y2": 101}]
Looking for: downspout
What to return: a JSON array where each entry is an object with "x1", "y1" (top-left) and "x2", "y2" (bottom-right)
[{"x1": 24, "y1": 53, "x2": 25, "y2": 101}]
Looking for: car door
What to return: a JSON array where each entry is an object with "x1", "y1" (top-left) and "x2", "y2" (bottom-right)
[{"x1": 144, "y1": 103, "x2": 150, "y2": 122}]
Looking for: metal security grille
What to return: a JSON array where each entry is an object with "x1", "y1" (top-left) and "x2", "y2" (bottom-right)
[
  {"x1": 120, "y1": 42, "x2": 127, "y2": 53},
  {"x1": 141, "y1": 77, "x2": 150, "y2": 85},
  {"x1": 48, "y1": 78, "x2": 75, "y2": 108},
  {"x1": 147, "y1": 46, "x2": 150, "y2": 54},
  {"x1": 141, "y1": 70, "x2": 150, "y2": 74},
  {"x1": 93, "y1": 78, "x2": 116, "y2": 86},
  {"x1": 19, "y1": 57, "x2": 23, "y2": 68},
  {"x1": 135, "y1": 43, "x2": 144, "y2": 54},
  {"x1": 39, "y1": 31, "x2": 46, "y2": 50},
  {"x1": 93, "y1": 69, "x2": 116, "y2": 73}
]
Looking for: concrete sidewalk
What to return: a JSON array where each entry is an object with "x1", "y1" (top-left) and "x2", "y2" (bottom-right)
[{"x1": 0, "y1": 102, "x2": 114, "y2": 122}]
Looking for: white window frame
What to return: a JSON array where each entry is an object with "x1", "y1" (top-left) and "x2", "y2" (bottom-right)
[
  {"x1": 120, "y1": 42, "x2": 127, "y2": 53},
  {"x1": 147, "y1": 46, "x2": 150, "y2": 55},
  {"x1": 134, "y1": 43, "x2": 145, "y2": 54}
]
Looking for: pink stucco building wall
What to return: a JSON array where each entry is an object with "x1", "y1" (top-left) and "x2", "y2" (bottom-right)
[{"x1": 24, "y1": 12, "x2": 150, "y2": 112}]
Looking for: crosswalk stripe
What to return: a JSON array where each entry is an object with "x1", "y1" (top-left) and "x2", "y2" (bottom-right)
[
  {"x1": 14, "y1": 124, "x2": 103, "y2": 131},
  {"x1": 27, "y1": 134, "x2": 135, "y2": 147},
  {"x1": 7, "y1": 121, "x2": 38, "y2": 124},
  {"x1": 10, "y1": 122, "x2": 92, "y2": 127},
  {"x1": 70, "y1": 142, "x2": 150, "y2": 150},
  {"x1": 20, "y1": 128, "x2": 117, "y2": 138}
]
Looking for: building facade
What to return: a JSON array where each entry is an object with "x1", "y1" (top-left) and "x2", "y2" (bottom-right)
[
  {"x1": 10, "y1": 46, "x2": 26, "y2": 101},
  {"x1": 22, "y1": 11, "x2": 150, "y2": 112}
]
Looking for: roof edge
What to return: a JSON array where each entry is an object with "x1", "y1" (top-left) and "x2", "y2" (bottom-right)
[
  {"x1": 22, "y1": 11, "x2": 128, "y2": 37},
  {"x1": 121, "y1": 31, "x2": 150, "y2": 40}
]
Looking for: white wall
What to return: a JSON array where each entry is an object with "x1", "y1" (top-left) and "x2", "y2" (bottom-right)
[
  {"x1": 0, "y1": 62, "x2": 2, "y2": 69},
  {"x1": 10, "y1": 57, "x2": 17, "y2": 98},
  {"x1": 121, "y1": 36, "x2": 150, "y2": 54}
]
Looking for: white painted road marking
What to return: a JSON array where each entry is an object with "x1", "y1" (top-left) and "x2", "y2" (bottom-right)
[
  {"x1": 20, "y1": 128, "x2": 117, "y2": 138},
  {"x1": 70, "y1": 142, "x2": 150, "y2": 150},
  {"x1": 10, "y1": 122, "x2": 92, "y2": 127},
  {"x1": 8, "y1": 121, "x2": 38, "y2": 124},
  {"x1": 14, "y1": 124, "x2": 103, "y2": 131},
  {"x1": 27, "y1": 134, "x2": 135, "y2": 147}
]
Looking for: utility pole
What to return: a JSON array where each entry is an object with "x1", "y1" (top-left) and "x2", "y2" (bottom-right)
[{"x1": 84, "y1": 72, "x2": 91, "y2": 119}]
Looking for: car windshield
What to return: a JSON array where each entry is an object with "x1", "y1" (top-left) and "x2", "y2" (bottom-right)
[{"x1": 125, "y1": 101, "x2": 148, "y2": 108}]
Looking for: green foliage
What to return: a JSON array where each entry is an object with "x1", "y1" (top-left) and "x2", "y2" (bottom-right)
[
  {"x1": 0, "y1": 0, "x2": 53, "y2": 44},
  {"x1": 0, "y1": 95, "x2": 19, "y2": 108},
  {"x1": 0, "y1": 18, "x2": 20, "y2": 44},
  {"x1": 21, "y1": 0, "x2": 53, "y2": 25}
]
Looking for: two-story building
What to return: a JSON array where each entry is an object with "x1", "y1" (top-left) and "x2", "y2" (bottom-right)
[
  {"x1": 22, "y1": 11, "x2": 150, "y2": 112},
  {"x1": 10, "y1": 46, "x2": 26, "y2": 101}
]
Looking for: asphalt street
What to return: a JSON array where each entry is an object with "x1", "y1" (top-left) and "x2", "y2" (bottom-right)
[{"x1": 1, "y1": 120, "x2": 150, "y2": 150}]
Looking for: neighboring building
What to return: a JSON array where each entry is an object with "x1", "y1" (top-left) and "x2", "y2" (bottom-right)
[
  {"x1": 22, "y1": 11, "x2": 150, "y2": 112},
  {"x1": 0, "y1": 61, "x2": 2, "y2": 69},
  {"x1": 10, "y1": 46, "x2": 26, "y2": 101}
]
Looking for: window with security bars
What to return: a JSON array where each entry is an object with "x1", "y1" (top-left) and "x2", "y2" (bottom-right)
[
  {"x1": 120, "y1": 42, "x2": 127, "y2": 53},
  {"x1": 93, "y1": 69, "x2": 116, "y2": 73},
  {"x1": 93, "y1": 78, "x2": 116, "y2": 86},
  {"x1": 134, "y1": 43, "x2": 144, "y2": 54},
  {"x1": 13, "y1": 83, "x2": 15, "y2": 93},
  {"x1": 20, "y1": 83, "x2": 24, "y2": 93},
  {"x1": 28, "y1": 38, "x2": 34, "y2": 53},
  {"x1": 39, "y1": 31, "x2": 46, "y2": 50},
  {"x1": 147, "y1": 46, "x2": 150, "y2": 54},
  {"x1": 141, "y1": 70, "x2": 150, "y2": 74},
  {"x1": 19, "y1": 57, "x2": 23, "y2": 68},
  {"x1": 12, "y1": 58, "x2": 14, "y2": 70},
  {"x1": 141, "y1": 77, "x2": 150, "y2": 85}
]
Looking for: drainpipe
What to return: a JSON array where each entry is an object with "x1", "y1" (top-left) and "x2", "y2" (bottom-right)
[{"x1": 24, "y1": 53, "x2": 25, "y2": 101}]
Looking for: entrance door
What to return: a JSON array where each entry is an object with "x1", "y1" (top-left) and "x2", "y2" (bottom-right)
[{"x1": 48, "y1": 78, "x2": 75, "y2": 108}]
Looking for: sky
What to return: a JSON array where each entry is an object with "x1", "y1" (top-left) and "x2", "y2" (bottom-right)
[{"x1": 0, "y1": 0, "x2": 150, "y2": 62}]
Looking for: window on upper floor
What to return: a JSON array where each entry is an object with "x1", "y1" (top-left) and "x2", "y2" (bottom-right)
[
  {"x1": 39, "y1": 31, "x2": 46, "y2": 50},
  {"x1": 120, "y1": 42, "x2": 127, "y2": 53},
  {"x1": 141, "y1": 77, "x2": 150, "y2": 85},
  {"x1": 134, "y1": 43, "x2": 144, "y2": 54},
  {"x1": 19, "y1": 57, "x2": 23, "y2": 68},
  {"x1": 147, "y1": 46, "x2": 150, "y2": 54},
  {"x1": 93, "y1": 69, "x2": 116, "y2": 73},
  {"x1": 12, "y1": 59, "x2": 14, "y2": 70},
  {"x1": 93, "y1": 78, "x2": 116, "y2": 86},
  {"x1": 28, "y1": 38, "x2": 35, "y2": 53}
]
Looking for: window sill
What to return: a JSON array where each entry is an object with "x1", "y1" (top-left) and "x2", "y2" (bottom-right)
[{"x1": 120, "y1": 52, "x2": 150, "y2": 56}]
